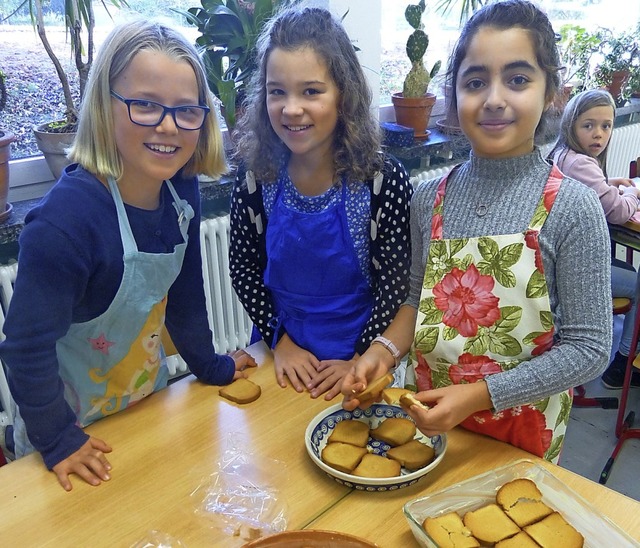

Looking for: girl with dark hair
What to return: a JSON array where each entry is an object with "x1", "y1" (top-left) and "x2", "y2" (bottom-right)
[
  {"x1": 550, "y1": 89, "x2": 640, "y2": 389},
  {"x1": 342, "y1": 0, "x2": 611, "y2": 462},
  {"x1": 229, "y1": 6, "x2": 412, "y2": 400}
]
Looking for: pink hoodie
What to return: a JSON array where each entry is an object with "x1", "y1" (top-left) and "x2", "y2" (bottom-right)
[{"x1": 553, "y1": 148, "x2": 638, "y2": 225}]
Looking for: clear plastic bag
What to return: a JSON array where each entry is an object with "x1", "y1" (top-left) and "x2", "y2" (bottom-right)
[
  {"x1": 130, "y1": 530, "x2": 186, "y2": 548},
  {"x1": 191, "y1": 435, "x2": 288, "y2": 543}
]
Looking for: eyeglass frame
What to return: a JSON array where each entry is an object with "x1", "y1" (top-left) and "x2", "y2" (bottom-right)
[{"x1": 109, "y1": 90, "x2": 210, "y2": 131}]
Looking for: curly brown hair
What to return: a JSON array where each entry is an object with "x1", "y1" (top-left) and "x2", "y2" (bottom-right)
[{"x1": 233, "y1": 6, "x2": 383, "y2": 183}]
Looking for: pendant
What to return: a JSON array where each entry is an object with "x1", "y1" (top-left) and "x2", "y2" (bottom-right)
[{"x1": 476, "y1": 203, "x2": 489, "y2": 216}]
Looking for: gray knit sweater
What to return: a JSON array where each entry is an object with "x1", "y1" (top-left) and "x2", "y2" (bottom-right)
[{"x1": 407, "y1": 148, "x2": 612, "y2": 411}]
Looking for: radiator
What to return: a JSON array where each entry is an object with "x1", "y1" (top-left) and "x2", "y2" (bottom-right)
[
  {"x1": 167, "y1": 214, "x2": 253, "y2": 375},
  {"x1": 608, "y1": 123, "x2": 640, "y2": 178},
  {"x1": 0, "y1": 215, "x2": 254, "y2": 423}
]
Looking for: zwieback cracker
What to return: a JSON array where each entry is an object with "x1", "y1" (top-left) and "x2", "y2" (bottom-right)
[{"x1": 219, "y1": 378, "x2": 261, "y2": 404}]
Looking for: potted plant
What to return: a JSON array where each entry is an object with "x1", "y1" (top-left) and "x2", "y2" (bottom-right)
[
  {"x1": 0, "y1": 68, "x2": 14, "y2": 222},
  {"x1": 557, "y1": 24, "x2": 600, "y2": 91},
  {"x1": 26, "y1": 0, "x2": 127, "y2": 179},
  {"x1": 179, "y1": 0, "x2": 300, "y2": 131},
  {"x1": 592, "y1": 28, "x2": 639, "y2": 106},
  {"x1": 391, "y1": 0, "x2": 441, "y2": 139}
]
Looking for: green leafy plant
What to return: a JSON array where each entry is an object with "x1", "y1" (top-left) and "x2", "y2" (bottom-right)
[
  {"x1": 557, "y1": 24, "x2": 600, "y2": 87},
  {"x1": 592, "y1": 28, "x2": 639, "y2": 104},
  {"x1": 402, "y1": 0, "x2": 441, "y2": 98},
  {"x1": 434, "y1": 0, "x2": 484, "y2": 25},
  {"x1": 179, "y1": 0, "x2": 299, "y2": 128},
  {"x1": 25, "y1": 0, "x2": 128, "y2": 133}
]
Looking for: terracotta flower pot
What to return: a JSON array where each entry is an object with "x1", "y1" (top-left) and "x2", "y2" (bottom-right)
[{"x1": 391, "y1": 92, "x2": 437, "y2": 138}]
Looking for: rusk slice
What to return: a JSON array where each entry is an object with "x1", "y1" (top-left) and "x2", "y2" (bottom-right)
[
  {"x1": 495, "y1": 531, "x2": 540, "y2": 548},
  {"x1": 321, "y1": 442, "x2": 367, "y2": 474},
  {"x1": 386, "y1": 439, "x2": 435, "y2": 470},
  {"x1": 423, "y1": 512, "x2": 480, "y2": 548},
  {"x1": 524, "y1": 512, "x2": 584, "y2": 548},
  {"x1": 218, "y1": 378, "x2": 261, "y2": 404},
  {"x1": 462, "y1": 504, "x2": 521, "y2": 544},
  {"x1": 496, "y1": 478, "x2": 553, "y2": 527},
  {"x1": 381, "y1": 387, "x2": 412, "y2": 404},
  {"x1": 352, "y1": 453, "x2": 401, "y2": 478},
  {"x1": 356, "y1": 373, "x2": 394, "y2": 403},
  {"x1": 328, "y1": 419, "x2": 370, "y2": 447},
  {"x1": 399, "y1": 392, "x2": 428, "y2": 411},
  {"x1": 370, "y1": 417, "x2": 416, "y2": 446}
]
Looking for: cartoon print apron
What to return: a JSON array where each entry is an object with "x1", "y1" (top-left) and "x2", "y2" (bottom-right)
[
  {"x1": 263, "y1": 179, "x2": 373, "y2": 361},
  {"x1": 404, "y1": 164, "x2": 571, "y2": 463},
  {"x1": 13, "y1": 177, "x2": 193, "y2": 458}
]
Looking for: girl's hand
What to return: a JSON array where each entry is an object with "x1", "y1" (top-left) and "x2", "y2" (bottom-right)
[
  {"x1": 340, "y1": 345, "x2": 395, "y2": 411},
  {"x1": 310, "y1": 354, "x2": 360, "y2": 400},
  {"x1": 273, "y1": 334, "x2": 320, "y2": 392},
  {"x1": 611, "y1": 177, "x2": 634, "y2": 188},
  {"x1": 404, "y1": 382, "x2": 493, "y2": 437},
  {"x1": 230, "y1": 349, "x2": 257, "y2": 380},
  {"x1": 52, "y1": 437, "x2": 113, "y2": 491}
]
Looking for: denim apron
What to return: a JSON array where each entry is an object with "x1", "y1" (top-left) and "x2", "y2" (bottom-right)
[
  {"x1": 405, "y1": 164, "x2": 571, "y2": 463},
  {"x1": 263, "y1": 179, "x2": 373, "y2": 361},
  {"x1": 13, "y1": 176, "x2": 194, "y2": 457}
]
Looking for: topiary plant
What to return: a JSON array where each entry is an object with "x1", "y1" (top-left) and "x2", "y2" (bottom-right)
[{"x1": 402, "y1": 0, "x2": 441, "y2": 98}]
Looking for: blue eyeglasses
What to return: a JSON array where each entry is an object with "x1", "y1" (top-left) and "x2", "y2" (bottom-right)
[{"x1": 110, "y1": 90, "x2": 210, "y2": 131}]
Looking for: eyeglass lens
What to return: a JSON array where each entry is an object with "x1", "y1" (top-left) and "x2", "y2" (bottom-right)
[{"x1": 129, "y1": 100, "x2": 207, "y2": 130}]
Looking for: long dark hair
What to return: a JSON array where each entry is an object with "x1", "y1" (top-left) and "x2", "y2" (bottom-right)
[
  {"x1": 233, "y1": 6, "x2": 383, "y2": 183},
  {"x1": 445, "y1": 0, "x2": 561, "y2": 142}
]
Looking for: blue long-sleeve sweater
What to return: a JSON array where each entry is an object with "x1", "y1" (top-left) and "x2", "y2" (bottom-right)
[{"x1": 0, "y1": 164, "x2": 234, "y2": 469}]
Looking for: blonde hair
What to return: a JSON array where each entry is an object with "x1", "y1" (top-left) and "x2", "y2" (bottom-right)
[{"x1": 68, "y1": 19, "x2": 227, "y2": 180}]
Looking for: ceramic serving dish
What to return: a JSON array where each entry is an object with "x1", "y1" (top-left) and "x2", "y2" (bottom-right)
[
  {"x1": 241, "y1": 529, "x2": 378, "y2": 547},
  {"x1": 403, "y1": 459, "x2": 638, "y2": 547},
  {"x1": 305, "y1": 403, "x2": 446, "y2": 492}
]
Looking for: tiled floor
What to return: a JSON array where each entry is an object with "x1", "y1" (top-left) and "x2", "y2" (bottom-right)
[{"x1": 560, "y1": 315, "x2": 640, "y2": 501}]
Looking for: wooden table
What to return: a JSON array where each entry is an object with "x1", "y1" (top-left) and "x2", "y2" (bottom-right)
[{"x1": 1, "y1": 343, "x2": 640, "y2": 547}]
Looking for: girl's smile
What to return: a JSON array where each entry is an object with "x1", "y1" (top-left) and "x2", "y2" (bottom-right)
[
  {"x1": 456, "y1": 27, "x2": 549, "y2": 159},
  {"x1": 265, "y1": 46, "x2": 340, "y2": 169}
]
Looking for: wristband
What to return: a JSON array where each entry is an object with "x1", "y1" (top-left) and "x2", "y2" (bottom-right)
[{"x1": 371, "y1": 336, "x2": 401, "y2": 369}]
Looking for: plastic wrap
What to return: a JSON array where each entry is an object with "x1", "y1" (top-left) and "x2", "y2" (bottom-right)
[{"x1": 191, "y1": 436, "x2": 288, "y2": 543}]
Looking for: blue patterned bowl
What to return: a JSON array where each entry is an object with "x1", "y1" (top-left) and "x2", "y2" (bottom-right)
[{"x1": 305, "y1": 403, "x2": 447, "y2": 492}]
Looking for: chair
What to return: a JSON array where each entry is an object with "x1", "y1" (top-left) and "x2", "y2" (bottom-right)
[
  {"x1": 600, "y1": 296, "x2": 640, "y2": 484},
  {"x1": 573, "y1": 297, "x2": 631, "y2": 409}
]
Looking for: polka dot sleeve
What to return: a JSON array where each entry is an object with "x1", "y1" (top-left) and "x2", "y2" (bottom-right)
[
  {"x1": 229, "y1": 171, "x2": 280, "y2": 346},
  {"x1": 356, "y1": 156, "x2": 412, "y2": 355}
]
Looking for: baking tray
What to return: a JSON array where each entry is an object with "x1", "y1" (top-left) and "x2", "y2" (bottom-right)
[{"x1": 403, "y1": 459, "x2": 639, "y2": 547}]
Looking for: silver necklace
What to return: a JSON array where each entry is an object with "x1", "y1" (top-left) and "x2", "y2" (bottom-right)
[{"x1": 474, "y1": 165, "x2": 528, "y2": 217}]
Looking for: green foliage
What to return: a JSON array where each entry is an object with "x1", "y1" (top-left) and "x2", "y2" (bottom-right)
[
  {"x1": 434, "y1": 0, "x2": 484, "y2": 25},
  {"x1": 4, "y1": 0, "x2": 129, "y2": 130},
  {"x1": 177, "y1": 0, "x2": 300, "y2": 128},
  {"x1": 557, "y1": 24, "x2": 601, "y2": 85},
  {"x1": 401, "y1": 0, "x2": 440, "y2": 97}
]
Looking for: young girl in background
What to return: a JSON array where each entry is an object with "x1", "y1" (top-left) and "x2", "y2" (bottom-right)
[
  {"x1": 342, "y1": 0, "x2": 612, "y2": 463},
  {"x1": 229, "y1": 7, "x2": 412, "y2": 400},
  {"x1": 0, "y1": 19, "x2": 255, "y2": 490},
  {"x1": 550, "y1": 89, "x2": 640, "y2": 390}
]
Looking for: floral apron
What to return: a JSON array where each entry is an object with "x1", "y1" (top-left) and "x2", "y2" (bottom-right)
[
  {"x1": 13, "y1": 176, "x2": 193, "y2": 458},
  {"x1": 404, "y1": 164, "x2": 571, "y2": 463}
]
